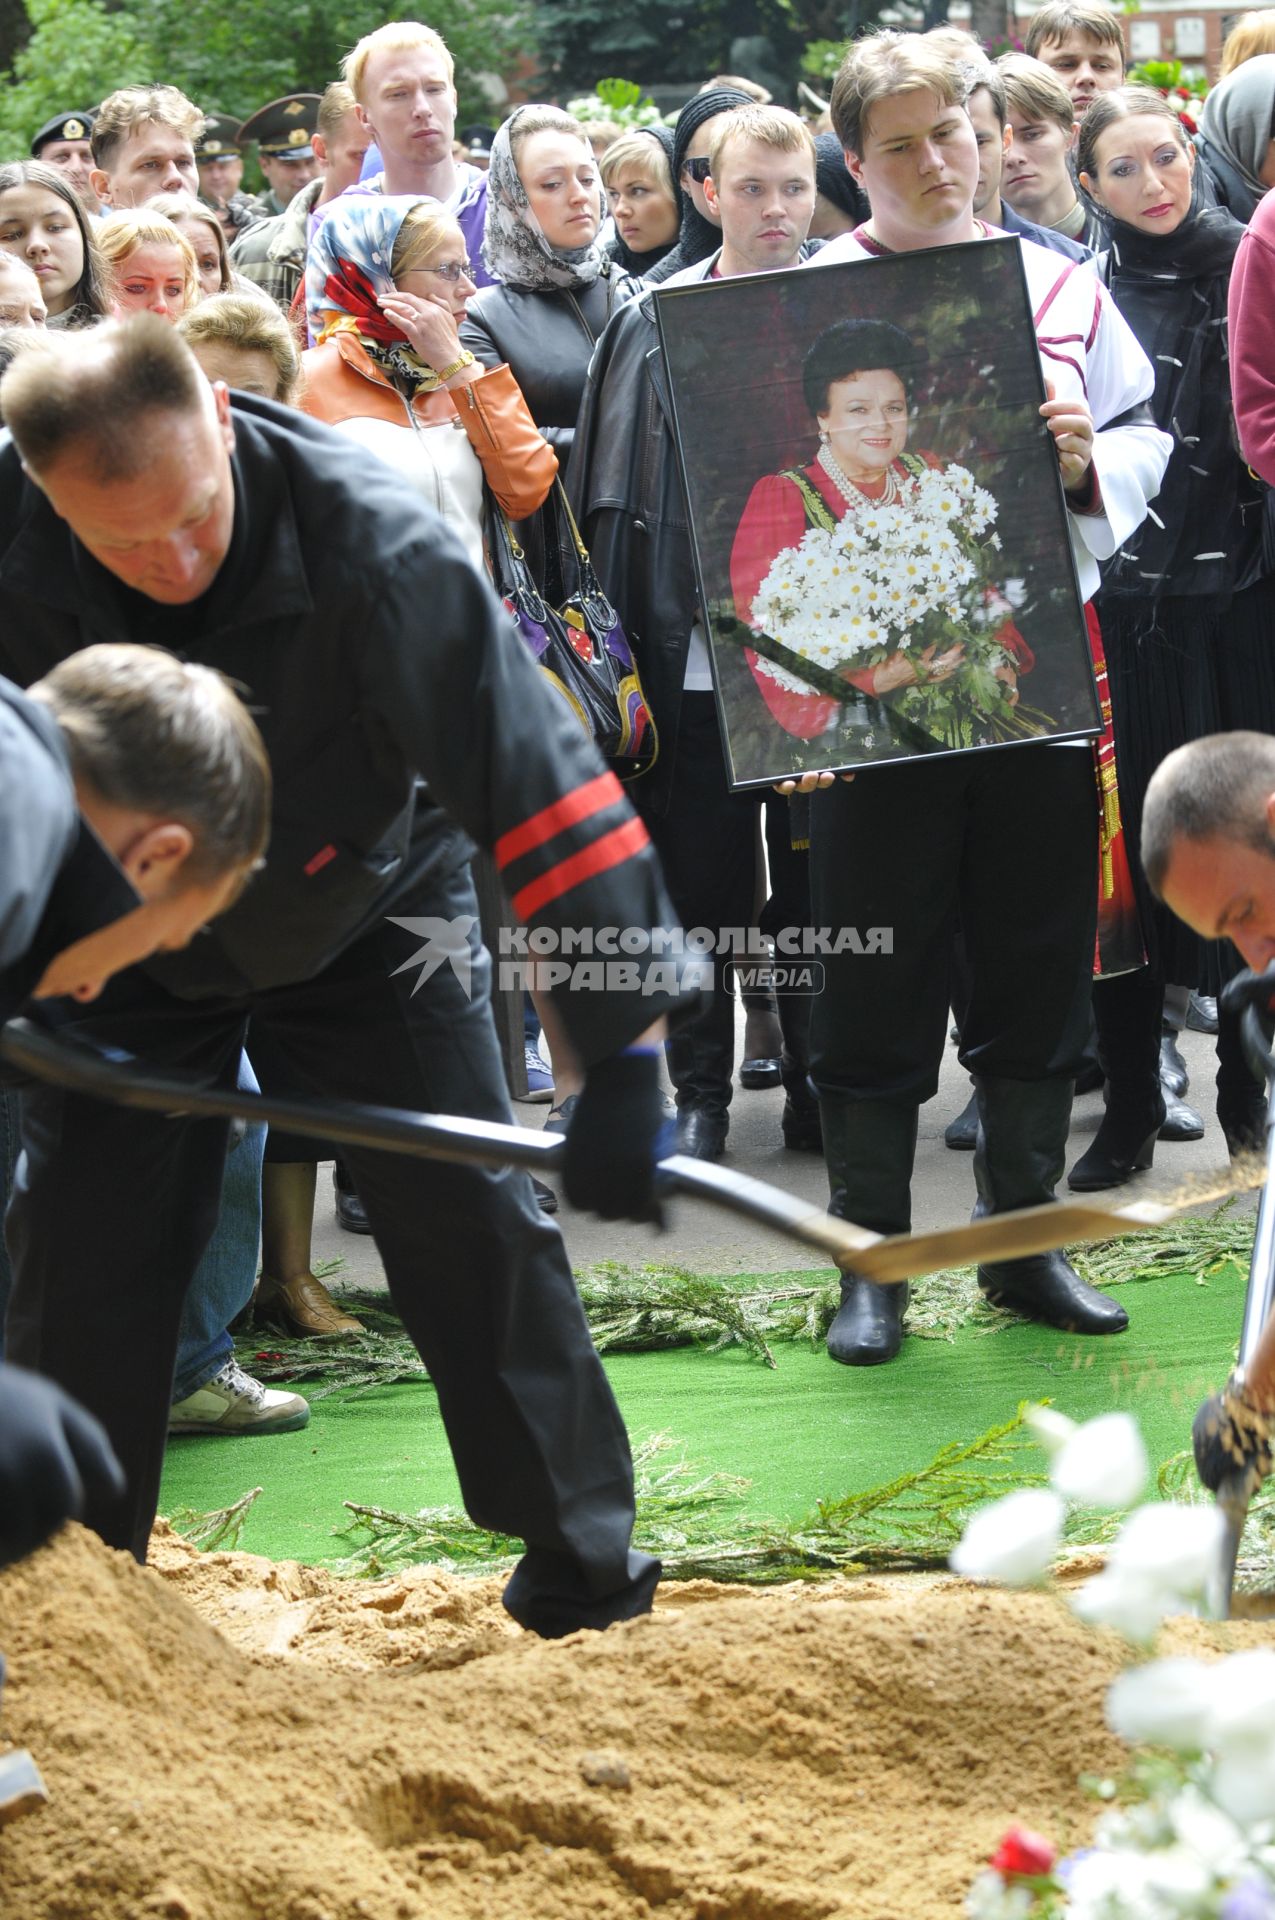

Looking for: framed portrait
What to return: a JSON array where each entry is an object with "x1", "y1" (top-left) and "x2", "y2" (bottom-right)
[{"x1": 652, "y1": 239, "x2": 1101, "y2": 789}]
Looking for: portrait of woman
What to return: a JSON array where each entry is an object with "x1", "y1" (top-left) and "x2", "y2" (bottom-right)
[{"x1": 729, "y1": 316, "x2": 1039, "y2": 749}]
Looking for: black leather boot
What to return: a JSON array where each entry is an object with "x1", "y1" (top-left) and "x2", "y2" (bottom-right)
[
  {"x1": 1069, "y1": 967, "x2": 1165, "y2": 1191},
  {"x1": 666, "y1": 1006, "x2": 733, "y2": 1161},
  {"x1": 821, "y1": 1098, "x2": 915, "y2": 1365},
  {"x1": 779, "y1": 1053, "x2": 822, "y2": 1152},
  {"x1": 974, "y1": 1075, "x2": 1128, "y2": 1335}
]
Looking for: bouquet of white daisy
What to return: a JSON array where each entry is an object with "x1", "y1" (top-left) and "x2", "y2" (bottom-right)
[{"x1": 750, "y1": 462, "x2": 1048, "y2": 748}]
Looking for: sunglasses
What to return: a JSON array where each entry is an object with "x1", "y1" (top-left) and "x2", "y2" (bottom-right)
[
  {"x1": 421, "y1": 260, "x2": 476, "y2": 283},
  {"x1": 681, "y1": 156, "x2": 712, "y2": 184}
]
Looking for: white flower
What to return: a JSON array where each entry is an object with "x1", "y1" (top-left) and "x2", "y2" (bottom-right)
[
  {"x1": 1205, "y1": 1653, "x2": 1275, "y2": 1761},
  {"x1": 949, "y1": 1488, "x2": 1064, "y2": 1586},
  {"x1": 1209, "y1": 1750, "x2": 1275, "y2": 1832},
  {"x1": 1053, "y1": 1413, "x2": 1149, "y2": 1511},
  {"x1": 1062, "y1": 1844, "x2": 1161, "y2": 1918},
  {"x1": 1110, "y1": 1503, "x2": 1226, "y2": 1600},
  {"x1": 1106, "y1": 1661, "x2": 1214, "y2": 1753},
  {"x1": 966, "y1": 1870, "x2": 1034, "y2": 1919},
  {"x1": 1025, "y1": 1404, "x2": 1078, "y2": 1460},
  {"x1": 1168, "y1": 1784, "x2": 1249, "y2": 1877},
  {"x1": 1072, "y1": 1567, "x2": 1177, "y2": 1647}
]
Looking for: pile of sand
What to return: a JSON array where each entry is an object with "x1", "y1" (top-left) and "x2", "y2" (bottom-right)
[{"x1": 1, "y1": 1524, "x2": 1272, "y2": 1920}]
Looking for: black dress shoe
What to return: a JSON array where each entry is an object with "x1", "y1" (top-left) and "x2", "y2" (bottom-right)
[
  {"x1": 677, "y1": 1108, "x2": 728, "y2": 1160},
  {"x1": 944, "y1": 1089, "x2": 979, "y2": 1150},
  {"x1": 977, "y1": 1251, "x2": 1128, "y2": 1334},
  {"x1": 333, "y1": 1163, "x2": 372, "y2": 1235},
  {"x1": 739, "y1": 1056, "x2": 782, "y2": 1090},
  {"x1": 1068, "y1": 1095, "x2": 1164, "y2": 1191},
  {"x1": 1159, "y1": 1030, "x2": 1189, "y2": 1099},
  {"x1": 826, "y1": 1277, "x2": 909, "y2": 1364},
  {"x1": 1158, "y1": 1091, "x2": 1204, "y2": 1141},
  {"x1": 532, "y1": 1176, "x2": 559, "y2": 1214},
  {"x1": 1187, "y1": 993, "x2": 1219, "y2": 1035},
  {"x1": 781, "y1": 1097, "x2": 823, "y2": 1151}
]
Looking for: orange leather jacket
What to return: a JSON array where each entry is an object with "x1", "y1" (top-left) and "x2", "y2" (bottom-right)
[{"x1": 300, "y1": 331, "x2": 557, "y2": 520}]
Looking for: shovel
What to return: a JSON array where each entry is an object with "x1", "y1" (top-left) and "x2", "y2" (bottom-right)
[
  {"x1": 1206, "y1": 979, "x2": 1275, "y2": 1617},
  {"x1": 0, "y1": 1017, "x2": 1200, "y2": 1283}
]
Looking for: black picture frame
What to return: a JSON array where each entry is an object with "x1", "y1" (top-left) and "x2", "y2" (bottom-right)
[{"x1": 652, "y1": 238, "x2": 1101, "y2": 790}]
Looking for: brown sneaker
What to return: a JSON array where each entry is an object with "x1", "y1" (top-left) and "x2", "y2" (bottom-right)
[{"x1": 256, "y1": 1273, "x2": 365, "y2": 1338}]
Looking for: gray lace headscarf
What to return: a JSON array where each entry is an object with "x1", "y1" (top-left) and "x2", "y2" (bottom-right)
[{"x1": 481, "y1": 105, "x2": 607, "y2": 292}]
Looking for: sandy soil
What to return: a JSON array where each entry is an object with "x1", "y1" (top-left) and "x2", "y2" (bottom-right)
[{"x1": 0, "y1": 1523, "x2": 1271, "y2": 1920}]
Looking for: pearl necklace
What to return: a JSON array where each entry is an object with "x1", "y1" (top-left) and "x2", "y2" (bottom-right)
[{"x1": 818, "y1": 442, "x2": 902, "y2": 510}]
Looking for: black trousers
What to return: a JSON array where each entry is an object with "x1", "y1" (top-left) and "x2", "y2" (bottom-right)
[
  {"x1": 808, "y1": 744, "x2": 1097, "y2": 1102},
  {"x1": 639, "y1": 692, "x2": 811, "y2": 1105},
  {"x1": 5, "y1": 857, "x2": 650, "y2": 1628}
]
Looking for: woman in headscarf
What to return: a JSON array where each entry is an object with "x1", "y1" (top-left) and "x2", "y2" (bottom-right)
[
  {"x1": 301, "y1": 192, "x2": 555, "y2": 575},
  {"x1": 644, "y1": 84, "x2": 757, "y2": 285},
  {"x1": 461, "y1": 105, "x2": 639, "y2": 1128},
  {"x1": 1196, "y1": 53, "x2": 1275, "y2": 222},
  {"x1": 600, "y1": 125, "x2": 680, "y2": 277},
  {"x1": 809, "y1": 129, "x2": 870, "y2": 241},
  {"x1": 1071, "y1": 87, "x2": 1275, "y2": 1181}
]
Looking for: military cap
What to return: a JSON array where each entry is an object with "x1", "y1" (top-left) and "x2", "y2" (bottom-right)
[
  {"x1": 460, "y1": 123, "x2": 498, "y2": 156},
  {"x1": 195, "y1": 112, "x2": 243, "y2": 163},
  {"x1": 238, "y1": 93, "x2": 320, "y2": 159},
  {"x1": 30, "y1": 109, "x2": 97, "y2": 157}
]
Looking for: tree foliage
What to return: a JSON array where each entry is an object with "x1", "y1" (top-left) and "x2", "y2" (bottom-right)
[{"x1": 0, "y1": 0, "x2": 533, "y2": 156}]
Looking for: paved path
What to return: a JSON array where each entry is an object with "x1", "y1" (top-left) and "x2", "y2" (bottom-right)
[{"x1": 311, "y1": 1015, "x2": 1235, "y2": 1286}]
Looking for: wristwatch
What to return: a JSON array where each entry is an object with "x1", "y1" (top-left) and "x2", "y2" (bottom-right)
[{"x1": 436, "y1": 349, "x2": 476, "y2": 381}]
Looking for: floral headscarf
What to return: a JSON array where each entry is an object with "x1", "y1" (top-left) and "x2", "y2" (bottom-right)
[
  {"x1": 307, "y1": 193, "x2": 452, "y2": 389},
  {"x1": 481, "y1": 107, "x2": 606, "y2": 293}
]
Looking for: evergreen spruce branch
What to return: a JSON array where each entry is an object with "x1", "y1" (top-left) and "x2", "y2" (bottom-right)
[
  {"x1": 1068, "y1": 1195, "x2": 1254, "y2": 1288},
  {"x1": 168, "y1": 1485, "x2": 264, "y2": 1552}
]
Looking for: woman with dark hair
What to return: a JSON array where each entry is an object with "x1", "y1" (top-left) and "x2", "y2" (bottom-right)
[
  {"x1": 1069, "y1": 85, "x2": 1275, "y2": 1180},
  {"x1": 643, "y1": 84, "x2": 756, "y2": 284},
  {"x1": 810, "y1": 130, "x2": 870, "y2": 240},
  {"x1": 1195, "y1": 53, "x2": 1275, "y2": 223},
  {"x1": 0, "y1": 159, "x2": 109, "y2": 328},
  {"x1": 732, "y1": 316, "x2": 1030, "y2": 744},
  {"x1": 600, "y1": 126, "x2": 680, "y2": 277}
]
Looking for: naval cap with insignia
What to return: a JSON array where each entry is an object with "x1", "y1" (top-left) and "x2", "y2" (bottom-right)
[
  {"x1": 238, "y1": 93, "x2": 320, "y2": 158},
  {"x1": 30, "y1": 108, "x2": 97, "y2": 157},
  {"x1": 195, "y1": 112, "x2": 243, "y2": 162}
]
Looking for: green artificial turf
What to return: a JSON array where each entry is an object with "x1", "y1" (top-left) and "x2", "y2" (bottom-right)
[{"x1": 158, "y1": 1260, "x2": 1248, "y2": 1570}]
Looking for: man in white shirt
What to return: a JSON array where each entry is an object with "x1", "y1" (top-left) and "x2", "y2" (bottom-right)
[{"x1": 799, "y1": 30, "x2": 1170, "y2": 1365}]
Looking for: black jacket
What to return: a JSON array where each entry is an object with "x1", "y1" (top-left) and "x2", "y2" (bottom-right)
[
  {"x1": 0, "y1": 678, "x2": 136, "y2": 1020},
  {"x1": 460, "y1": 263, "x2": 639, "y2": 594},
  {"x1": 566, "y1": 278, "x2": 702, "y2": 815},
  {"x1": 0, "y1": 399, "x2": 685, "y2": 1064}
]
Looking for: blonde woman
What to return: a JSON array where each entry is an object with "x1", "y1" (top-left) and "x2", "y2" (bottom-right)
[
  {"x1": 178, "y1": 291, "x2": 302, "y2": 403},
  {"x1": 96, "y1": 209, "x2": 198, "y2": 321},
  {"x1": 600, "y1": 126, "x2": 679, "y2": 276},
  {"x1": 302, "y1": 193, "x2": 555, "y2": 573}
]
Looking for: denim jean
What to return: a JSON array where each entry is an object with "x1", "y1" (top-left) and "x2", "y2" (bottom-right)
[{"x1": 1, "y1": 1054, "x2": 265, "y2": 1403}]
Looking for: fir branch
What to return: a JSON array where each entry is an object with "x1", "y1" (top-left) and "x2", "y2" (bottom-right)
[
  {"x1": 168, "y1": 1484, "x2": 264, "y2": 1552},
  {"x1": 1068, "y1": 1194, "x2": 1254, "y2": 1289}
]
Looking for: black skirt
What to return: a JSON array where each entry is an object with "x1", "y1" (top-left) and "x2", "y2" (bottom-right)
[{"x1": 1098, "y1": 574, "x2": 1275, "y2": 988}]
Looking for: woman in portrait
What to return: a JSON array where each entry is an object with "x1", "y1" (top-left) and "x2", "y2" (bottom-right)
[{"x1": 731, "y1": 316, "x2": 1032, "y2": 748}]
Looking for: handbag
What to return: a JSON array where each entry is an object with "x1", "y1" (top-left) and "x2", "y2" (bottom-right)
[{"x1": 490, "y1": 481, "x2": 657, "y2": 774}]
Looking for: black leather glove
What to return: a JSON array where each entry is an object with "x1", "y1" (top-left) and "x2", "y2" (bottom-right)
[
  {"x1": 1193, "y1": 1375, "x2": 1274, "y2": 1496},
  {"x1": 0, "y1": 1363, "x2": 125, "y2": 1570},
  {"x1": 562, "y1": 1047, "x2": 673, "y2": 1222}
]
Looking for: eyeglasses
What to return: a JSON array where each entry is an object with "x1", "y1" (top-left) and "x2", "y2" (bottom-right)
[
  {"x1": 681, "y1": 156, "x2": 712, "y2": 184},
  {"x1": 420, "y1": 259, "x2": 475, "y2": 283}
]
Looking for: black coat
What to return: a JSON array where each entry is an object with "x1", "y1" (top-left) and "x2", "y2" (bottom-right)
[
  {"x1": 460, "y1": 263, "x2": 639, "y2": 595},
  {"x1": 566, "y1": 282, "x2": 703, "y2": 816},
  {"x1": 0, "y1": 399, "x2": 685, "y2": 1065}
]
